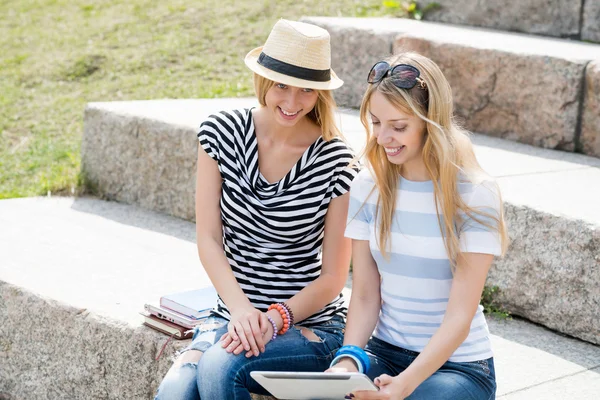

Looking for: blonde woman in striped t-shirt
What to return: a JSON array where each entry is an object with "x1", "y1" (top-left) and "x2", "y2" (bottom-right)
[
  {"x1": 156, "y1": 20, "x2": 359, "y2": 400},
  {"x1": 328, "y1": 53, "x2": 509, "y2": 400}
]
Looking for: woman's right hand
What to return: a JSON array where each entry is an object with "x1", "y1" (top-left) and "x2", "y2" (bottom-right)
[
  {"x1": 226, "y1": 306, "x2": 269, "y2": 356},
  {"x1": 325, "y1": 357, "x2": 360, "y2": 373}
]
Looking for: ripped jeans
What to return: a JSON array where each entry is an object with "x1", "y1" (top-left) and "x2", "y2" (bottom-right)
[{"x1": 154, "y1": 315, "x2": 345, "y2": 400}]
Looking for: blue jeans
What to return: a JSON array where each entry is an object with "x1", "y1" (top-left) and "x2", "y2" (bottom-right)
[
  {"x1": 155, "y1": 315, "x2": 345, "y2": 400},
  {"x1": 365, "y1": 336, "x2": 496, "y2": 400}
]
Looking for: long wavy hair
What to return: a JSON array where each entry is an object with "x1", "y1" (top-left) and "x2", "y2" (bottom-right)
[
  {"x1": 253, "y1": 73, "x2": 342, "y2": 141},
  {"x1": 359, "y1": 52, "x2": 508, "y2": 267}
]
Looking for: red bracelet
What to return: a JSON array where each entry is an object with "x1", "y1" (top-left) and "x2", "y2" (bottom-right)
[{"x1": 268, "y1": 303, "x2": 290, "y2": 335}]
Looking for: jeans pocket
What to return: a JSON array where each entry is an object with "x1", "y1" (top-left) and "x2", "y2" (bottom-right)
[{"x1": 467, "y1": 359, "x2": 491, "y2": 376}]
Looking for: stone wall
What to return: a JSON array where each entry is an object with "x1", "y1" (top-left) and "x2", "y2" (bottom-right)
[
  {"x1": 582, "y1": 61, "x2": 600, "y2": 158},
  {"x1": 303, "y1": 17, "x2": 600, "y2": 158},
  {"x1": 394, "y1": 35, "x2": 585, "y2": 151},
  {"x1": 82, "y1": 106, "x2": 199, "y2": 222},
  {"x1": 488, "y1": 204, "x2": 600, "y2": 345},
  {"x1": 583, "y1": 0, "x2": 600, "y2": 42},
  {"x1": 420, "y1": 0, "x2": 581, "y2": 38},
  {"x1": 0, "y1": 282, "x2": 182, "y2": 399}
]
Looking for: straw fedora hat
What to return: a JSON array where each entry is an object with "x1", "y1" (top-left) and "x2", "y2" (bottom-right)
[{"x1": 244, "y1": 19, "x2": 343, "y2": 90}]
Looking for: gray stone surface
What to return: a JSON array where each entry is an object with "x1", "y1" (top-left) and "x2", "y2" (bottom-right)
[
  {"x1": 300, "y1": 17, "x2": 396, "y2": 111},
  {"x1": 80, "y1": 98, "x2": 600, "y2": 347},
  {"x1": 501, "y1": 368, "x2": 600, "y2": 399},
  {"x1": 82, "y1": 98, "x2": 257, "y2": 222},
  {"x1": 582, "y1": 61, "x2": 600, "y2": 158},
  {"x1": 0, "y1": 197, "x2": 272, "y2": 400},
  {"x1": 489, "y1": 204, "x2": 600, "y2": 345},
  {"x1": 487, "y1": 317, "x2": 600, "y2": 397},
  {"x1": 304, "y1": 17, "x2": 600, "y2": 152},
  {"x1": 583, "y1": 0, "x2": 600, "y2": 42},
  {"x1": 419, "y1": 0, "x2": 581, "y2": 38},
  {"x1": 0, "y1": 281, "x2": 185, "y2": 400},
  {"x1": 393, "y1": 35, "x2": 583, "y2": 151},
  {"x1": 1, "y1": 197, "x2": 600, "y2": 398}
]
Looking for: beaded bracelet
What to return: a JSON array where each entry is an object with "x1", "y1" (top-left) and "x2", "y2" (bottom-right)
[
  {"x1": 266, "y1": 314, "x2": 278, "y2": 341},
  {"x1": 268, "y1": 303, "x2": 291, "y2": 335},
  {"x1": 282, "y1": 302, "x2": 295, "y2": 326},
  {"x1": 280, "y1": 306, "x2": 291, "y2": 332}
]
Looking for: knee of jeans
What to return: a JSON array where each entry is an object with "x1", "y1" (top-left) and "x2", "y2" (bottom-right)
[
  {"x1": 197, "y1": 343, "x2": 239, "y2": 383},
  {"x1": 155, "y1": 362, "x2": 199, "y2": 400}
]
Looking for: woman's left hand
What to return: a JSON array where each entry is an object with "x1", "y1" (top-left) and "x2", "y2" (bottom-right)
[
  {"x1": 350, "y1": 374, "x2": 414, "y2": 400},
  {"x1": 220, "y1": 318, "x2": 275, "y2": 357}
]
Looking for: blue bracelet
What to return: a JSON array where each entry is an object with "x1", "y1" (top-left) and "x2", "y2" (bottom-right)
[
  {"x1": 330, "y1": 354, "x2": 364, "y2": 373},
  {"x1": 330, "y1": 345, "x2": 370, "y2": 373}
]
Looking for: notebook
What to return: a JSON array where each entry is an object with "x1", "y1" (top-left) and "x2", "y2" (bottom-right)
[
  {"x1": 141, "y1": 312, "x2": 193, "y2": 340},
  {"x1": 159, "y1": 286, "x2": 217, "y2": 319},
  {"x1": 144, "y1": 303, "x2": 207, "y2": 330}
]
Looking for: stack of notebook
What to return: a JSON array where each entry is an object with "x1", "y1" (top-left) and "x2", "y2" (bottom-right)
[{"x1": 141, "y1": 286, "x2": 217, "y2": 339}]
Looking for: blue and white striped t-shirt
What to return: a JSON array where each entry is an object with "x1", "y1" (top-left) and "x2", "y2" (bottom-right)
[{"x1": 345, "y1": 169, "x2": 502, "y2": 363}]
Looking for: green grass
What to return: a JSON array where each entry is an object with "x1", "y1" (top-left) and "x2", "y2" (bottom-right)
[
  {"x1": 0, "y1": 0, "x2": 390, "y2": 199},
  {"x1": 481, "y1": 285, "x2": 511, "y2": 319}
]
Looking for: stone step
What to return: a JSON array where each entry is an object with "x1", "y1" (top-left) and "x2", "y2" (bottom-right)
[
  {"x1": 1, "y1": 197, "x2": 599, "y2": 399},
  {"x1": 81, "y1": 98, "x2": 600, "y2": 346},
  {"x1": 415, "y1": 0, "x2": 599, "y2": 42},
  {"x1": 301, "y1": 17, "x2": 600, "y2": 158},
  {"x1": 0, "y1": 197, "x2": 273, "y2": 400}
]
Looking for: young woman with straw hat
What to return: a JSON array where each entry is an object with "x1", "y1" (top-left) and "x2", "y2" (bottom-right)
[{"x1": 155, "y1": 19, "x2": 358, "y2": 400}]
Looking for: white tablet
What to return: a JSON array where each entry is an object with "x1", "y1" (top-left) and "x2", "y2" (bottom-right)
[{"x1": 250, "y1": 371, "x2": 378, "y2": 399}]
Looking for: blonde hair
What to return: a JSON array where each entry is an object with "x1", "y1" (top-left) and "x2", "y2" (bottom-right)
[
  {"x1": 253, "y1": 73, "x2": 342, "y2": 141},
  {"x1": 359, "y1": 52, "x2": 508, "y2": 267}
]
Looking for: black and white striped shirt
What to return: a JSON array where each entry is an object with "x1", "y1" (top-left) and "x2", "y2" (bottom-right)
[{"x1": 198, "y1": 108, "x2": 359, "y2": 326}]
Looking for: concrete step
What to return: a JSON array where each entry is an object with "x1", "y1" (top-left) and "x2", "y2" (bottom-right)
[
  {"x1": 301, "y1": 17, "x2": 600, "y2": 158},
  {"x1": 414, "y1": 0, "x2": 599, "y2": 42},
  {"x1": 0, "y1": 197, "x2": 272, "y2": 400},
  {"x1": 1, "y1": 197, "x2": 599, "y2": 399},
  {"x1": 81, "y1": 98, "x2": 600, "y2": 346}
]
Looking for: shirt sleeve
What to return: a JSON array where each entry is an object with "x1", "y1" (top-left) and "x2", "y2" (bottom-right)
[
  {"x1": 197, "y1": 115, "x2": 221, "y2": 162},
  {"x1": 344, "y1": 170, "x2": 374, "y2": 241},
  {"x1": 458, "y1": 180, "x2": 503, "y2": 256},
  {"x1": 331, "y1": 157, "x2": 361, "y2": 199}
]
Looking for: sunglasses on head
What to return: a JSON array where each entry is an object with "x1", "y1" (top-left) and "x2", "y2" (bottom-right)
[{"x1": 367, "y1": 61, "x2": 427, "y2": 90}]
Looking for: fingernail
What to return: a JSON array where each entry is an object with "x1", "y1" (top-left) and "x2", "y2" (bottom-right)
[
  {"x1": 374, "y1": 378, "x2": 380, "y2": 384},
  {"x1": 261, "y1": 347, "x2": 265, "y2": 352}
]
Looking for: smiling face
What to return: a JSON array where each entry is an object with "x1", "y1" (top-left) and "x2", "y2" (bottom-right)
[
  {"x1": 369, "y1": 89, "x2": 427, "y2": 169},
  {"x1": 264, "y1": 82, "x2": 319, "y2": 127}
]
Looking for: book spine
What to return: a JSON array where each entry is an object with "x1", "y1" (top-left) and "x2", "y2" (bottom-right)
[{"x1": 160, "y1": 297, "x2": 203, "y2": 319}]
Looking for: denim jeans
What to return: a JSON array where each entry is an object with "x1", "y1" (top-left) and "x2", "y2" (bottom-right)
[
  {"x1": 365, "y1": 336, "x2": 497, "y2": 400},
  {"x1": 155, "y1": 315, "x2": 345, "y2": 400}
]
